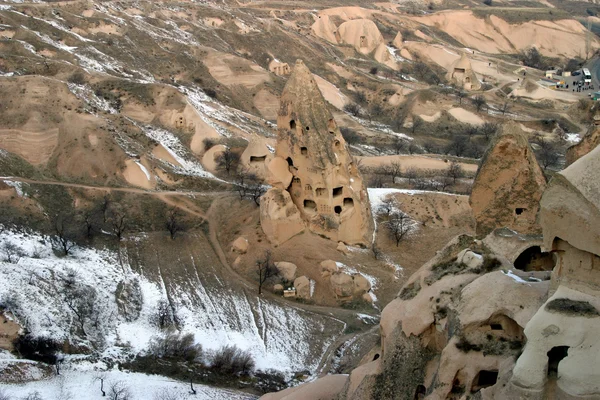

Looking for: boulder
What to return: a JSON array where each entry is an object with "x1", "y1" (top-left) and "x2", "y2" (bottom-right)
[
  {"x1": 267, "y1": 156, "x2": 293, "y2": 188},
  {"x1": 362, "y1": 293, "x2": 373, "y2": 303},
  {"x1": 294, "y1": 276, "x2": 311, "y2": 300},
  {"x1": 353, "y1": 274, "x2": 371, "y2": 295},
  {"x1": 336, "y1": 242, "x2": 349, "y2": 254},
  {"x1": 320, "y1": 260, "x2": 339, "y2": 278},
  {"x1": 259, "y1": 374, "x2": 347, "y2": 400},
  {"x1": 469, "y1": 121, "x2": 546, "y2": 237},
  {"x1": 260, "y1": 188, "x2": 305, "y2": 246},
  {"x1": 273, "y1": 284, "x2": 284, "y2": 294},
  {"x1": 231, "y1": 236, "x2": 249, "y2": 254},
  {"x1": 240, "y1": 140, "x2": 273, "y2": 179},
  {"x1": 392, "y1": 31, "x2": 403, "y2": 48},
  {"x1": 274, "y1": 261, "x2": 297, "y2": 281},
  {"x1": 456, "y1": 248, "x2": 484, "y2": 270},
  {"x1": 330, "y1": 272, "x2": 354, "y2": 298}
]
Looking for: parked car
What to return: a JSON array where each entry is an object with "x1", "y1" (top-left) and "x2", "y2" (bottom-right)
[{"x1": 572, "y1": 70, "x2": 581, "y2": 76}]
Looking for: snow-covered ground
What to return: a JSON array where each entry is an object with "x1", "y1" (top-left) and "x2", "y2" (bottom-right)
[
  {"x1": 0, "y1": 228, "x2": 343, "y2": 386},
  {"x1": 0, "y1": 368, "x2": 257, "y2": 400}
]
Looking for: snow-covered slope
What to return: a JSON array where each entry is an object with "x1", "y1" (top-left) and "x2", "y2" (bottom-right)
[{"x1": 0, "y1": 229, "x2": 344, "y2": 378}]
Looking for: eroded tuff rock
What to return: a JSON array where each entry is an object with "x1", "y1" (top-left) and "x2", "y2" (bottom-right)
[
  {"x1": 503, "y1": 144, "x2": 600, "y2": 399},
  {"x1": 259, "y1": 188, "x2": 305, "y2": 246},
  {"x1": 447, "y1": 52, "x2": 481, "y2": 91},
  {"x1": 264, "y1": 60, "x2": 374, "y2": 246},
  {"x1": 470, "y1": 121, "x2": 546, "y2": 237},
  {"x1": 565, "y1": 125, "x2": 600, "y2": 166}
]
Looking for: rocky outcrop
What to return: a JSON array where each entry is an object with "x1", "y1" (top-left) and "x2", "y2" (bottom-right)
[
  {"x1": 231, "y1": 236, "x2": 249, "y2": 254},
  {"x1": 392, "y1": 31, "x2": 403, "y2": 49},
  {"x1": 447, "y1": 52, "x2": 481, "y2": 91},
  {"x1": 274, "y1": 261, "x2": 297, "y2": 282},
  {"x1": 294, "y1": 276, "x2": 311, "y2": 300},
  {"x1": 311, "y1": 14, "x2": 339, "y2": 44},
  {"x1": 259, "y1": 188, "x2": 305, "y2": 246},
  {"x1": 470, "y1": 121, "x2": 546, "y2": 237},
  {"x1": 503, "y1": 144, "x2": 600, "y2": 399},
  {"x1": 264, "y1": 60, "x2": 374, "y2": 246},
  {"x1": 337, "y1": 19, "x2": 384, "y2": 55},
  {"x1": 240, "y1": 139, "x2": 273, "y2": 180},
  {"x1": 320, "y1": 260, "x2": 339, "y2": 278},
  {"x1": 565, "y1": 126, "x2": 600, "y2": 166},
  {"x1": 260, "y1": 374, "x2": 347, "y2": 400}
]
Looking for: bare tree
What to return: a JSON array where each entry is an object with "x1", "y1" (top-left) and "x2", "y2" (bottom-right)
[
  {"x1": 256, "y1": 250, "x2": 278, "y2": 295},
  {"x1": 216, "y1": 147, "x2": 240, "y2": 175},
  {"x1": 110, "y1": 212, "x2": 126, "y2": 241},
  {"x1": 99, "y1": 194, "x2": 111, "y2": 223},
  {"x1": 464, "y1": 124, "x2": 479, "y2": 139},
  {"x1": 386, "y1": 212, "x2": 414, "y2": 246},
  {"x1": 456, "y1": 89, "x2": 467, "y2": 105},
  {"x1": 247, "y1": 179, "x2": 267, "y2": 206},
  {"x1": 404, "y1": 167, "x2": 419, "y2": 185},
  {"x1": 534, "y1": 138, "x2": 560, "y2": 170},
  {"x1": 343, "y1": 103, "x2": 361, "y2": 117},
  {"x1": 472, "y1": 95, "x2": 487, "y2": 113},
  {"x1": 446, "y1": 135, "x2": 470, "y2": 157},
  {"x1": 501, "y1": 101, "x2": 510, "y2": 116},
  {"x1": 153, "y1": 298, "x2": 179, "y2": 329},
  {"x1": 1, "y1": 242, "x2": 25, "y2": 263},
  {"x1": 64, "y1": 283, "x2": 98, "y2": 337},
  {"x1": 446, "y1": 161, "x2": 464, "y2": 184},
  {"x1": 392, "y1": 138, "x2": 406, "y2": 154},
  {"x1": 411, "y1": 115, "x2": 424, "y2": 133},
  {"x1": 480, "y1": 122, "x2": 499, "y2": 142},
  {"x1": 51, "y1": 214, "x2": 78, "y2": 256},
  {"x1": 387, "y1": 161, "x2": 402, "y2": 183},
  {"x1": 108, "y1": 381, "x2": 131, "y2": 400},
  {"x1": 377, "y1": 196, "x2": 399, "y2": 217},
  {"x1": 165, "y1": 208, "x2": 185, "y2": 240}
]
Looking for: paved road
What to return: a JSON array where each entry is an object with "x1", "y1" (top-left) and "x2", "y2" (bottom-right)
[{"x1": 586, "y1": 57, "x2": 600, "y2": 91}]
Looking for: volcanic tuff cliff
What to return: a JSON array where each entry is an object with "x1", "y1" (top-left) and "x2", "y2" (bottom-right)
[{"x1": 261, "y1": 60, "x2": 374, "y2": 246}]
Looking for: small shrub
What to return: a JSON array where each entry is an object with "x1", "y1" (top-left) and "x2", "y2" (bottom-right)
[
  {"x1": 148, "y1": 332, "x2": 202, "y2": 362},
  {"x1": 545, "y1": 298, "x2": 600, "y2": 317},
  {"x1": 202, "y1": 138, "x2": 217, "y2": 151},
  {"x1": 340, "y1": 127, "x2": 361, "y2": 145},
  {"x1": 210, "y1": 345, "x2": 255, "y2": 376},
  {"x1": 203, "y1": 88, "x2": 217, "y2": 98},
  {"x1": 483, "y1": 0, "x2": 492, "y2": 5},
  {"x1": 399, "y1": 281, "x2": 421, "y2": 300},
  {"x1": 68, "y1": 71, "x2": 86, "y2": 85},
  {"x1": 369, "y1": 67, "x2": 378, "y2": 75}
]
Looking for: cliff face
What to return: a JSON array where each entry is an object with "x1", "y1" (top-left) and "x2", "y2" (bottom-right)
[
  {"x1": 469, "y1": 121, "x2": 546, "y2": 237},
  {"x1": 264, "y1": 60, "x2": 374, "y2": 246}
]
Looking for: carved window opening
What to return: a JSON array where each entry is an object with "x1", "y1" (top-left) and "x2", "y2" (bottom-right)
[
  {"x1": 250, "y1": 155, "x2": 266, "y2": 163},
  {"x1": 290, "y1": 120, "x2": 296, "y2": 130},
  {"x1": 301, "y1": 147, "x2": 308, "y2": 155},
  {"x1": 304, "y1": 200, "x2": 317, "y2": 213},
  {"x1": 332, "y1": 187, "x2": 343, "y2": 198},
  {"x1": 334, "y1": 206, "x2": 342, "y2": 214},
  {"x1": 547, "y1": 346, "x2": 569, "y2": 378},
  {"x1": 471, "y1": 370, "x2": 498, "y2": 392},
  {"x1": 316, "y1": 188, "x2": 327, "y2": 197}
]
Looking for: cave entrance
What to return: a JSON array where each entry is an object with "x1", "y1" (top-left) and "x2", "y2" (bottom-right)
[
  {"x1": 286, "y1": 157, "x2": 294, "y2": 167},
  {"x1": 303, "y1": 200, "x2": 317, "y2": 214},
  {"x1": 343, "y1": 198, "x2": 354, "y2": 208},
  {"x1": 301, "y1": 147, "x2": 308, "y2": 155},
  {"x1": 290, "y1": 120, "x2": 296, "y2": 129},
  {"x1": 250, "y1": 155, "x2": 267, "y2": 163},
  {"x1": 515, "y1": 207, "x2": 525, "y2": 215},
  {"x1": 372, "y1": 353, "x2": 380, "y2": 361},
  {"x1": 471, "y1": 370, "x2": 498, "y2": 392},
  {"x1": 332, "y1": 186, "x2": 343, "y2": 198},
  {"x1": 514, "y1": 246, "x2": 555, "y2": 271},
  {"x1": 413, "y1": 385, "x2": 426, "y2": 400},
  {"x1": 547, "y1": 346, "x2": 569, "y2": 378},
  {"x1": 334, "y1": 205, "x2": 342, "y2": 214}
]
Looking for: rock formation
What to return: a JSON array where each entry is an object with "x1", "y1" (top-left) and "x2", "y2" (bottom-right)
[
  {"x1": 392, "y1": 31, "x2": 403, "y2": 49},
  {"x1": 311, "y1": 14, "x2": 340, "y2": 44},
  {"x1": 274, "y1": 261, "x2": 297, "y2": 282},
  {"x1": 268, "y1": 59, "x2": 291, "y2": 76},
  {"x1": 565, "y1": 126, "x2": 600, "y2": 166},
  {"x1": 240, "y1": 139, "x2": 273, "y2": 180},
  {"x1": 259, "y1": 188, "x2": 305, "y2": 246},
  {"x1": 337, "y1": 19, "x2": 384, "y2": 55},
  {"x1": 262, "y1": 60, "x2": 374, "y2": 246},
  {"x1": 470, "y1": 121, "x2": 546, "y2": 237},
  {"x1": 447, "y1": 52, "x2": 481, "y2": 91},
  {"x1": 261, "y1": 130, "x2": 600, "y2": 400}
]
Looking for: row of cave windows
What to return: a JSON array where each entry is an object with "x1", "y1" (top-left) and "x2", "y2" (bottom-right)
[{"x1": 303, "y1": 198, "x2": 354, "y2": 215}]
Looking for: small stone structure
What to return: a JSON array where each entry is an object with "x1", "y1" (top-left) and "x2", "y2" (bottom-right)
[
  {"x1": 268, "y1": 59, "x2": 291, "y2": 76},
  {"x1": 447, "y1": 53, "x2": 481, "y2": 91}
]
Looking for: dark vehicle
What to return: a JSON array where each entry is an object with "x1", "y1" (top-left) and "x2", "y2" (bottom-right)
[{"x1": 572, "y1": 70, "x2": 581, "y2": 76}]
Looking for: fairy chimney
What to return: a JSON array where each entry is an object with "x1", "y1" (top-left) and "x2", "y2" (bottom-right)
[
  {"x1": 470, "y1": 121, "x2": 546, "y2": 237},
  {"x1": 263, "y1": 60, "x2": 374, "y2": 246}
]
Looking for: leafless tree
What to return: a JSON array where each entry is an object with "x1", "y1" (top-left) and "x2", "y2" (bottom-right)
[
  {"x1": 534, "y1": 138, "x2": 561, "y2": 170},
  {"x1": 343, "y1": 103, "x2": 361, "y2": 117},
  {"x1": 404, "y1": 167, "x2": 419, "y2": 185},
  {"x1": 480, "y1": 122, "x2": 499, "y2": 142},
  {"x1": 51, "y1": 214, "x2": 78, "y2": 256},
  {"x1": 216, "y1": 147, "x2": 240, "y2": 175},
  {"x1": 387, "y1": 161, "x2": 402, "y2": 183},
  {"x1": 247, "y1": 179, "x2": 267, "y2": 206},
  {"x1": 64, "y1": 283, "x2": 98, "y2": 337},
  {"x1": 464, "y1": 124, "x2": 479, "y2": 139},
  {"x1": 100, "y1": 194, "x2": 111, "y2": 223},
  {"x1": 472, "y1": 95, "x2": 487, "y2": 113},
  {"x1": 165, "y1": 208, "x2": 185, "y2": 240},
  {"x1": 153, "y1": 298, "x2": 179, "y2": 329},
  {"x1": 456, "y1": 89, "x2": 467, "y2": 105},
  {"x1": 377, "y1": 196, "x2": 399, "y2": 217},
  {"x1": 501, "y1": 100, "x2": 510, "y2": 115},
  {"x1": 110, "y1": 212, "x2": 126, "y2": 241},
  {"x1": 108, "y1": 380, "x2": 131, "y2": 400},
  {"x1": 386, "y1": 212, "x2": 414, "y2": 246},
  {"x1": 446, "y1": 135, "x2": 470, "y2": 157},
  {"x1": 411, "y1": 115, "x2": 424, "y2": 133},
  {"x1": 435, "y1": 176, "x2": 454, "y2": 192},
  {"x1": 1, "y1": 242, "x2": 25, "y2": 263},
  {"x1": 446, "y1": 161, "x2": 464, "y2": 184},
  {"x1": 392, "y1": 138, "x2": 406, "y2": 154},
  {"x1": 256, "y1": 250, "x2": 278, "y2": 295}
]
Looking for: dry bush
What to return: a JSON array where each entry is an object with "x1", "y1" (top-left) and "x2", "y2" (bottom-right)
[
  {"x1": 148, "y1": 332, "x2": 202, "y2": 362},
  {"x1": 210, "y1": 345, "x2": 256, "y2": 376}
]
